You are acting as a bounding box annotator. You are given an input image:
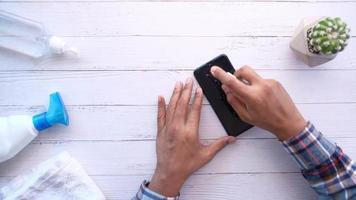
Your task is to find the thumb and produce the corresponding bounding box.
[207,136,236,159]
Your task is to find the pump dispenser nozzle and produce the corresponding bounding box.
[32,92,69,132]
[49,36,79,57]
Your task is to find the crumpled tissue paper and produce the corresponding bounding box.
[0,152,106,200]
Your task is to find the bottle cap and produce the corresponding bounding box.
[32,92,69,132]
[49,36,79,57]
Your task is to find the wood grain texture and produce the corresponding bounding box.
[0,140,296,176]
[0,1,355,199]
[0,174,317,200]
[0,138,355,177]
[4,0,355,2]
[0,103,355,141]
[0,37,355,71]
[1,70,356,106]
[0,2,355,37]
[94,173,317,200]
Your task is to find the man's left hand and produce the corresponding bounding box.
[149,78,236,197]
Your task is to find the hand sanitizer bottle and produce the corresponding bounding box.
[0,92,69,163]
[0,10,78,59]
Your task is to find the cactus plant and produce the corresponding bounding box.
[290,16,351,66]
[307,17,350,55]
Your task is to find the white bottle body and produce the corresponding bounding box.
[0,115,38,163]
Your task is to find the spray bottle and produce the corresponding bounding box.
[0,10,78,59]
[0,92,69,163]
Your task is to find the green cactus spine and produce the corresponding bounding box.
[307,17,350,55]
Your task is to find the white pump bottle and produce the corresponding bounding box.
[0,92,69,163]
[0,10,78,59]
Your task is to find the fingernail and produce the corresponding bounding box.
[210,66,218,76]
[185,77,193,85]
[227,137,236,144]
[174,81,182,89]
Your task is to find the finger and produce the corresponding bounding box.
[221,83,247,105]
[236,65,262,84]
[157,96,166,133]
[206,136,236,159]
[166,81,183,122]
[210,66,250,100]
[187,87,203,129]
[221,84,250,121]
[221,84,231,95]
[225,93,250,122]
[175,77,193,120]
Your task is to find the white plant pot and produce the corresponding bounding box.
[290,17,337,67]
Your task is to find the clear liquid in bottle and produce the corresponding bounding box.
[0,10,78,59]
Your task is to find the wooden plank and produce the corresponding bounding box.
[0,2,351,200]
[0,70,356,106]
[0,174,317,200]
[0,2,355,37]
[0,37,355,70]
[27,0,356,1]
[93,174,317,200]
[0,103,355,140]
[0,138,354,176]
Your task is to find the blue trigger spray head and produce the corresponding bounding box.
[32,92,69,132]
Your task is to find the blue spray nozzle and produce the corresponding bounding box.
[32,92,69,132]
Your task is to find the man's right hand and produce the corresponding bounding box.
[211,66,307,141]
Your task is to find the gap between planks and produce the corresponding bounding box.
[0,172,303,178]
[1,1,356,3]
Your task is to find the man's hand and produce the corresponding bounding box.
[211,66,307,141]
[149,78,236,197]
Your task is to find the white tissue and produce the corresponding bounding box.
[0,152,106,200]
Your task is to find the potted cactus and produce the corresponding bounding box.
[290,17,350,66]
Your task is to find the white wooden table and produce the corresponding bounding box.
[0,1,355,199]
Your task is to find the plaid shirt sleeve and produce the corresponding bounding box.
[132,180,179,200]
[282,121,356,199]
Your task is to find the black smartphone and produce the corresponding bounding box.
[194,54,253,137]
